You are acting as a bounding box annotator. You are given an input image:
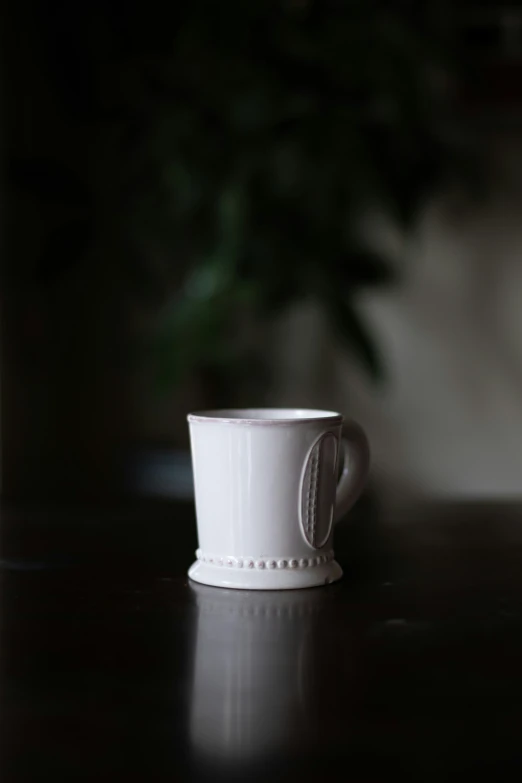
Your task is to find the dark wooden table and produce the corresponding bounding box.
[2,499,522,782]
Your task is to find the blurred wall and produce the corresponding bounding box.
[270,134,522,498]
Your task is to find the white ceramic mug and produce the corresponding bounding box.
[187,408,370,590]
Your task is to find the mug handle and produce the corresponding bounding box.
[334,420,370,523]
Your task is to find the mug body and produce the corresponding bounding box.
[187,408,344,590]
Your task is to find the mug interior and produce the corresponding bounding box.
[188,408,342,424]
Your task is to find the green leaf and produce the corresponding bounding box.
[331,248,395,290]
[327,297,384,382]
[217,183,247,261]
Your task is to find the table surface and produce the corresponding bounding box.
[2,498,522,782]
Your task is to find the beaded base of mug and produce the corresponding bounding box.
[195,549,334,570]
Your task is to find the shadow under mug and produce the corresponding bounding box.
[187,408,370,590]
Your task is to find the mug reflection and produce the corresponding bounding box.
[189,583,336,768]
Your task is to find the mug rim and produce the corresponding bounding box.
[187,408,343,425]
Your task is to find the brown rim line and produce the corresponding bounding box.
[187,409,343,426]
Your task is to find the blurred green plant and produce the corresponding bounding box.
[10,0,465,400]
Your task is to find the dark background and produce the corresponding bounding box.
[4,7,522,781]
[4,0,522,504]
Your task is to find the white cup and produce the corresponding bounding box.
[187,408,370,590]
